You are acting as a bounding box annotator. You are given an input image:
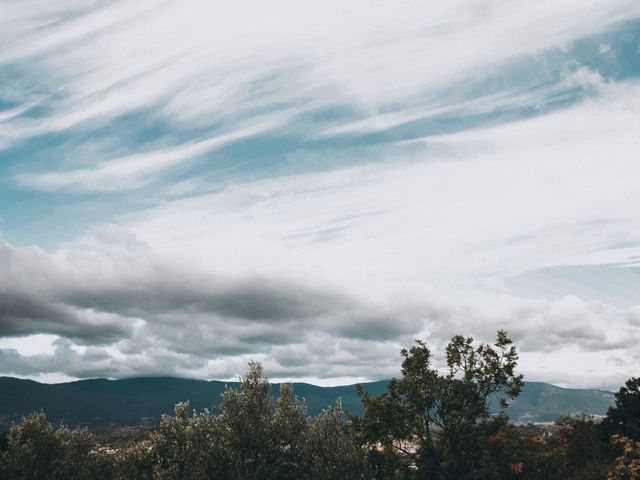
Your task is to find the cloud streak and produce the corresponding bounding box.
[3,1,640,160]
[14,117,287,192]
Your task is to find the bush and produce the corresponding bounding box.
[0,411,111,480]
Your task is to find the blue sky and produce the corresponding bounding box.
[1,0,640,387]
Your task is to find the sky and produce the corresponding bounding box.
[1,0,640,389]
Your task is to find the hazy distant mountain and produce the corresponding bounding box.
[0,377,615,429]
[499,382,615,423]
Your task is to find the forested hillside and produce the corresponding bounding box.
[0,376,614,429]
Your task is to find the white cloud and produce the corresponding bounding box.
[563,66,606,91]
[2,0,640,143]
[3,82,640,385]
[3,1,640,387]
[113,82,640,293]
[14,116,287,192]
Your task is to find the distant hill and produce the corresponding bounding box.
[499,381,615,423]
[0,376,614,429]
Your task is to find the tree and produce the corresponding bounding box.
[555,415,610,480]
[604,378,640,441]
[0,411,110,480]
[220,361,310,480]
[272,383,308,479]
[462,415,568,480]
[113,438,154,480]
[303,400,367,480]
[356,330,523,479]
[143,402,232,480]
[220,361,277,479]
[608,435,640,480]
[110,360,366,480]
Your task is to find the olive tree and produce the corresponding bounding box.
[303,400,367,480]
[0,411,110,480]
[220,361,310,480]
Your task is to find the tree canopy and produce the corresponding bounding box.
[603,377,640,441]
[355,330,523,479]
[1,332,638,480]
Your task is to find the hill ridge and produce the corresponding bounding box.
[0,377,615,428]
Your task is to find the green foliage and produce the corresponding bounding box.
[220,361,281,479]
[113,438,154,480]
[217,361,367,480]
[556,415,611,479]
[356,330,524,479]
[3,349,638,480]
[141,402,231,480]
[454,414,612,480]
[304,400,367,480]
[272,383,309,479]
[465,415,564,480]
[608,435,640,480]
[604,377,640,441]
[0,411,110,480]
[108,361,365,480]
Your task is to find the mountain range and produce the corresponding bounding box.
[0,376,616,429]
